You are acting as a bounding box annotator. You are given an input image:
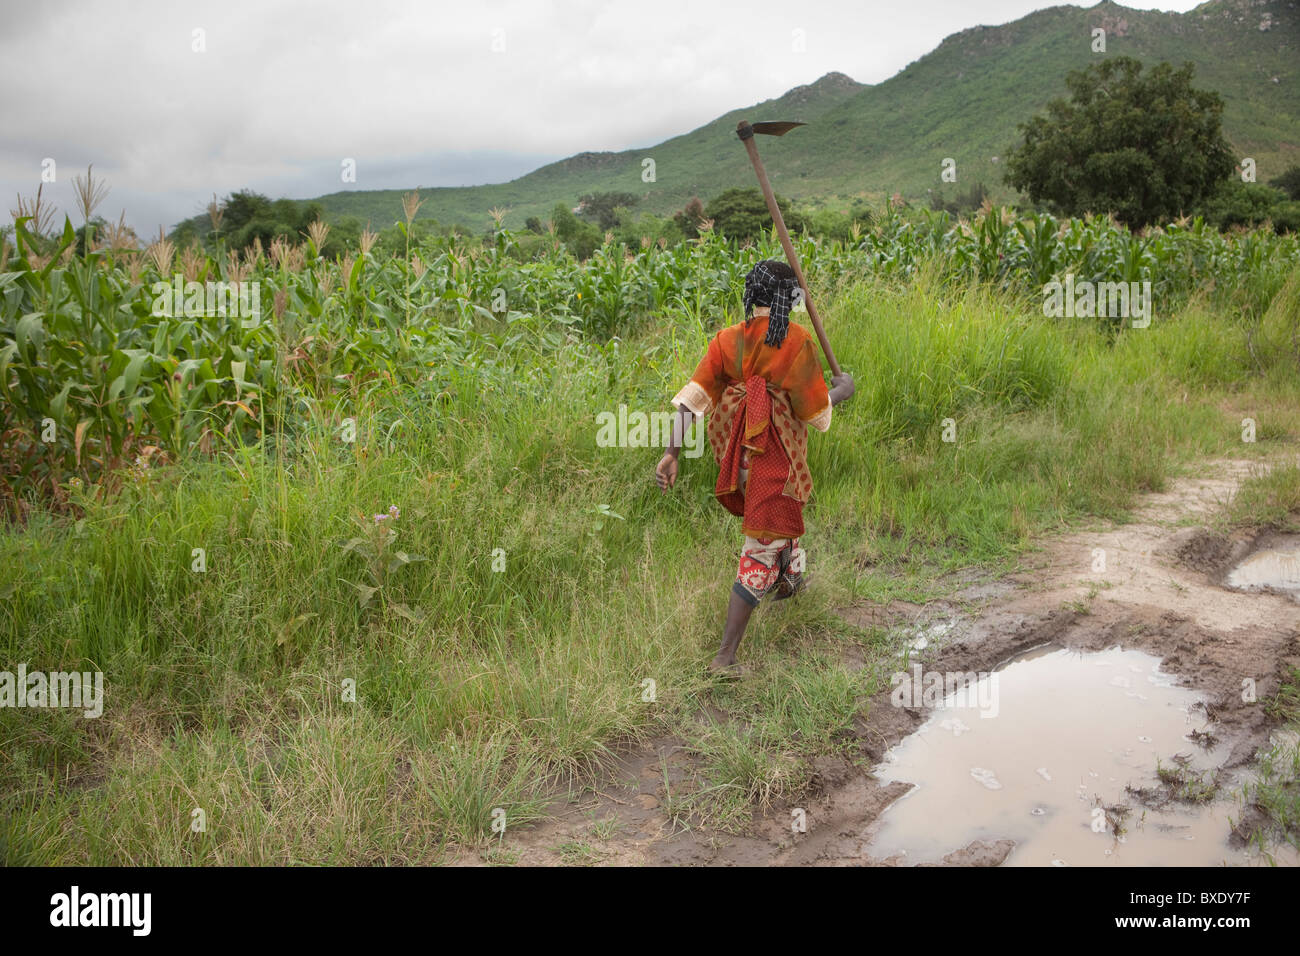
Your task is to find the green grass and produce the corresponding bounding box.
[1239,668,1300,858]
[667,633,878,834]
[1,262,1297,863]
[554,840,607,866]
[1155,760,1221,805]
[1229,463,1300,533]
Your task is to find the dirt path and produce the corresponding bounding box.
[471,457,1300,866]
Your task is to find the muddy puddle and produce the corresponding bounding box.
[1227,539,1300,600]
[866,644,1294,866]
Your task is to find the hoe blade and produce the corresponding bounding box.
[751,121,806,136]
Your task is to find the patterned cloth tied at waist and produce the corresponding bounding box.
[709,374,813,540]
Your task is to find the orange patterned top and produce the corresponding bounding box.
[672,314,832,523]
[675,314,832,430]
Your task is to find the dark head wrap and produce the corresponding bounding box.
[743,259,799,348]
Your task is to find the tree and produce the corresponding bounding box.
[74,216,110,255]
[703,188,802,242]
[550,202,578,237]
[550,202,601,259]
[613,212,681,250]
[230,197,321,252]
[1271,165,1300,202]
[221,190,273,234]
[1197,180,1300,234]
[327,215,362,258]
[1004,57,1234,228]
[929,182,990,218]
[802,207,873,241]
[577,191,639,230]
[673,197,706,238]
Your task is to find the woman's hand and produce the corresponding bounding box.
[655,453,679,493]
[830,372,856,406]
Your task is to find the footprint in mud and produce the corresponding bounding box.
[941,718,971,736]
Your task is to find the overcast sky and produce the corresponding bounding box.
[1,0,1207,237]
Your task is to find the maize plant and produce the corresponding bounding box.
[2,200,1296,515]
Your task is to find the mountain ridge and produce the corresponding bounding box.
[233,1,1300,232]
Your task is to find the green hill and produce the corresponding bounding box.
[302,0,1300,232]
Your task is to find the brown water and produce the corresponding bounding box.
[867,645,1295,866]
[1227,546,1300,600]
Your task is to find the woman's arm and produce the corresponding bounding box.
[655,403,696,492]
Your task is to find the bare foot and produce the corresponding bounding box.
[771,571,811,601]
[707,660,748,679]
